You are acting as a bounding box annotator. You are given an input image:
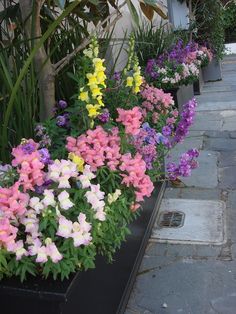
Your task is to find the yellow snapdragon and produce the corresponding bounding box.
[68,153,84,172]
[79,37,107,123]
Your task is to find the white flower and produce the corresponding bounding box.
[42,189,56,207]
[58,191,74,210]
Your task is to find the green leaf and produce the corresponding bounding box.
[126,0,139,26]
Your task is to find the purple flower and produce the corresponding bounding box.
[38,148,51,165]
[162,126,172,137]
[167,148,199,180]
[35,124,46,137]
[98,109,110,123]
[58,100,68,109]
[56,113,70,128]
[35,180,53,194]
[40,134,51,147]
[113,72,121,81]
[22,142,37,154]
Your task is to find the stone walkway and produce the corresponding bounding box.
[125,55,236,314]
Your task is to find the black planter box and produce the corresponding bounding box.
[163,88,179,110]
[0,182,166,314]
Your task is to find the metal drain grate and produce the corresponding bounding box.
[158,211,185,228]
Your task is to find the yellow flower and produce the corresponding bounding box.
[86,104,100,118]
[86,73,98,86]
[68,153,84,172]
[133,86,140,94]
[91,87,102,99]
[93,58,105,71]
[96,71,106,85]
[126,76,134,87]
[79,91,89,102]
[97,96,104,107]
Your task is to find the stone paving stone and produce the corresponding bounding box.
[204,138,236,151]
[229,131,236,138]
[165,244,197,257]
[163,187,221,200]
[196,101,236,112]
[127,259,236,314]
[204,130,230,138]
[138,256,178,273]
[145,242,168,257]
[196,245,222,257]
[190,118,223,131]
[219,151,236,167]
[219,166,236,189]
[187,130,205,137]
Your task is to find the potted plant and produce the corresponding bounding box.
[194,0,225,82]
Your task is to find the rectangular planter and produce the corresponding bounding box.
[202,57,222,82]
[193,68,204,95]
[0,182,166,314]
[177,84,194,112]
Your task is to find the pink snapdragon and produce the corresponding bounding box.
[141,84,174,109]
[66,126,121,171]
[0,182,29,218]
[0,217,17,248]
[116,107,142,135]
[119,153,154,202]
[11,140,45,191]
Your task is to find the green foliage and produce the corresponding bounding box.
[223,2,236,43]
[133,21,175,68]
[194,0,225,60]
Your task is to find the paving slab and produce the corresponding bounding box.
[164,187,221,200]
[204,138,236,151]
[152,199,225,244]
[127,260,236,314]
[219,166,236,189]
[219,151,236,167]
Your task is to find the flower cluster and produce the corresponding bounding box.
[120,153,154,204]
[66,126,121,171]
[173,98,197,144]
[167,149,199,180]
[116,107,143,136]
[145,40,212,89]
[79,38,106,121]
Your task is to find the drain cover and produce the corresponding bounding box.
[158,211,185,228]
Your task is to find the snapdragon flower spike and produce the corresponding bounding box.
[11,140,45,191]
[85,184,106,221]
[173,98,197,145]
[167,149,199,180]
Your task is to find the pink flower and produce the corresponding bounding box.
[58,191,74,210]
[119,153,154,203]
[116,107,142,135]
[0,182,29,218]
[0,217,17,247]
[11,140,45,191]
[46,240,63,263]
[66,127,121,171]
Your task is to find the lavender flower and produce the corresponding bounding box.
[38,148,51,165]
[98,109,110,123]
[35,124,46,137]
[167,148,199,180]
[113,72,121,81]
[56,113,70,128]
[21,142,37,154]
[58,100,68,109]
[35,180,53,194]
